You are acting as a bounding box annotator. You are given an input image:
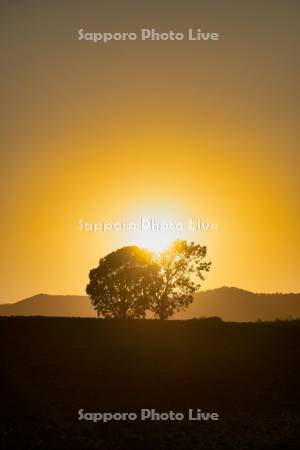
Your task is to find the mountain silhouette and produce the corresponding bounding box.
[0,287,299,321]
[0,294,95,317]
[180,287,300,321]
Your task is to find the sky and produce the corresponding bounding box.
[1,0,299,302]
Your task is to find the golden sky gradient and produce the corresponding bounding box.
[1,1,299,302]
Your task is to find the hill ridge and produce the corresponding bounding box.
[0,287,300,321]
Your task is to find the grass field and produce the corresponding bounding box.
[1,317,300,449]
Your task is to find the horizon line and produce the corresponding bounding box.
[2,286,300,306]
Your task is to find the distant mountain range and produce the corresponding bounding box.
[1,287,300,321]
[186,287,300,321]
[0,294,95,318]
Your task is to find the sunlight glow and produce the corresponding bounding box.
[128,207,187,253]
[133,230,175,253]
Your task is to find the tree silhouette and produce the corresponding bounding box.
[86,241,211,320]
[86,246,158,318]
[150,240,211,320]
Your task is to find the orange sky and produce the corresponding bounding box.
[1,1,299,302]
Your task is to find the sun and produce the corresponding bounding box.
[119,202,190,253]
[128,209,187,253]
[132,229,175,253]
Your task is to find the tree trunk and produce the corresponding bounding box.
[159,296,167,320]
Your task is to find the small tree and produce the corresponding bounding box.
[86,246,158,319]
[150,240,211,320]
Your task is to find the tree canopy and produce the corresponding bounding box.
[86,240,211,319]
[86,246,158,319]
[150,240,211,320]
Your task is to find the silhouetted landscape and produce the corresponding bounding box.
[1,287,300,321]
[2,249,298,448]
[1,316,300,449]
[2,0,299,447]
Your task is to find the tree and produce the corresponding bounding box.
[86,246,159,319]
[150,240,211,320]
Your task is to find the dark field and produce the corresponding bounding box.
[1,317,300,449]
